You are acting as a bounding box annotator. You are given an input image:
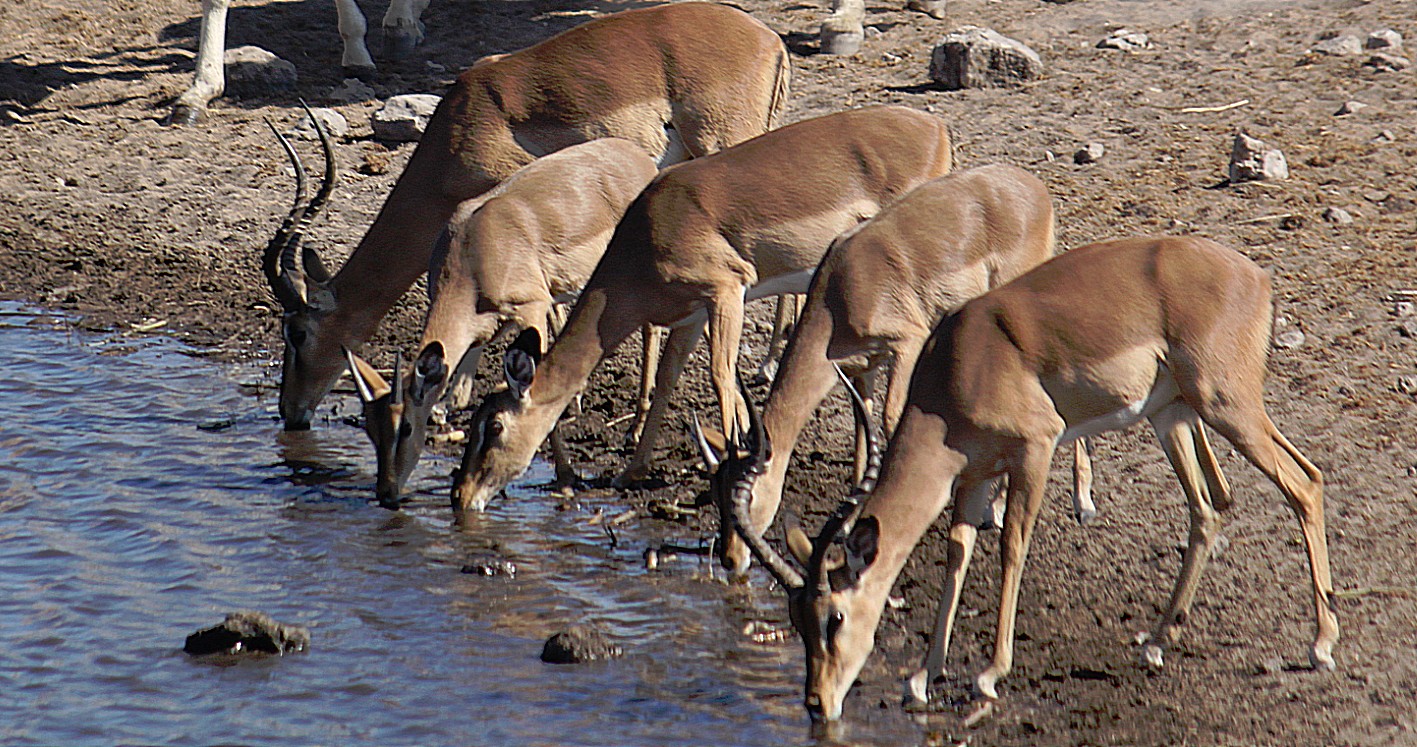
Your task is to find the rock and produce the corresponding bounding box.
[1396,301,1415,317]
[1274,329,1306,349]
[1322,207,1354,225]
[1395,375,1417,395]
[290,107,349,141]
[905,0,947,20]
[222,46,296,98]
[541,623,622,664]
[1366,29,1403,50]
[328,77,378,104]
[1334,100,1368,116]
[184,611,309,656]
[1399,319,1417,339]
[460,554,516,576]
[1313,34,1363,57]
[1074,142,1106,164]
[930,26,1044,89]
[1098,29,1151,51]
[1229,132,1288,183]
[1364,52,1411,72]
[372,94,442,142]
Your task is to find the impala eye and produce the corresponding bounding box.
[285,326,307,348]
[826,610,845,641]
[485,419,504,441]
[398,421,413,440]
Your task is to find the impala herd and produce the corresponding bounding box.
[231,0,1336,729]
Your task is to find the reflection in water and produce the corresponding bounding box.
[0,303,924,746]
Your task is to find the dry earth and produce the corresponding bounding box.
[2,0,1416,745]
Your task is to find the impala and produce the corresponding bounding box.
[698,163,1101,574]
[341,138,660,508]
[259,2,790,431]
[451,105,955,517]
[172,0,434,125]
[734,236,1337,723]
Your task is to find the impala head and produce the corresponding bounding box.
[265,104,342,430]
[730,369,884,723]
[345,349,421,508]
[451,328,545,518]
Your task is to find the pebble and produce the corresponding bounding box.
[1365,52,1411,72]
[1334,100,1368,116]
[541,624,623,663]
[1229,132,1288,183]
[1313,34,1363,56]
[1398,319,1417,338]
[1322,207,1355,225]
[328,77,378,103]
[1395,375,1417,395]
[372,94,443,142]
[1074,142,1106,164]
[1097,28,1151,51]
[1395,301,1415,317]
[1274,329,1306,349]
[290,107,349,141]
[1366,29,1403,50]
[460,555,516,576]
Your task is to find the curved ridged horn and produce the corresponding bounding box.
[295,99,335,284]
[807,366,881,595]
[728,379,804,590]
[391,354,405,406]
[263,118,310,310]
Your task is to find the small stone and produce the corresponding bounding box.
[1395,301,1415,317]
[930,26,1044,89]
[1399,319,1417,339]
[1395,375,1417,395]
[328,77,378,104]
[1364,52,1411,72]
[184,611,309,656]
[864,26,883,39]
[541,624,623,664]
[1313,34,1363,57]
[1335,100,1368,116]
[460,554,516,576]
[1098,29,1151,51]
[1274,329,1306,349]
[1372,130,1396,143]
[222,46,297,98]
[1229,132,1288,183]
[880,51,902,63]
[1074,142,1106,164]
[1322,207,1354,225]
[906,0,947,19]
[371,94,443,142]
[290,107,349,141]
[1366,29,1403,50]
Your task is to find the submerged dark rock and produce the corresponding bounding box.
[184,611,310,656]
[541,624,622,664]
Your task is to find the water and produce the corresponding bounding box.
[0,303,922,747]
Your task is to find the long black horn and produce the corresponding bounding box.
[836,364,880,494]
[392,354,405,406]
[263,119,311,310]
[296,100,335,283]
[728,378,803,590]
[805,366,880,595]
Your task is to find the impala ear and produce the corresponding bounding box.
[843,516,880,580]
[690,414,728,471]
[786,525,814,568]
[344,347,390,404]
[412,342,449,405]
[504,328,541,399]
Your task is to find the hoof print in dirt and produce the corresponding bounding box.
[541,624,622,664]
[929,26,1043,89]
[222,46,297,98]
[460,554,517,577]
[184,611,310,656]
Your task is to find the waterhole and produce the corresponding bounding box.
[0,303,923,746]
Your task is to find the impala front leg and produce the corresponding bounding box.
[333,0,376,79]
[977,440,1054,701]
[382,0,431,59]
[617,318,705,485]
[170,0,229,125]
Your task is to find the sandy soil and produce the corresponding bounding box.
[3,0,1416,744]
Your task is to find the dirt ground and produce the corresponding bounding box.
[3,0,1416,744]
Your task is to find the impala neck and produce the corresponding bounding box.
[853,406,964,596]
[527,286,642,413]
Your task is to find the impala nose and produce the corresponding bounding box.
[805,694,826,721]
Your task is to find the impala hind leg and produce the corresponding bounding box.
[976,440,1055,701]
[752,294,800,385]
[1141,403,1227,668]
[381,0,431,59]
[625,324,663,445]
[333,0,376,79]
[1072,438,1098,525]
[616,318,706,485]
[907,473,992,704]
[1201,400,1337,670]
[848,366,878,485]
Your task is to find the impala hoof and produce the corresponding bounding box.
[1075,506,1098,525]
[906,668,931,705]
[974,670,1002,701]
[341,64,377,83]
[1310,646,1336,672]
[166,104,203,127]
[382,22,426,59]
[1142,643,1166,669]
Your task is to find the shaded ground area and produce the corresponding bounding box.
[2,0,1415,744]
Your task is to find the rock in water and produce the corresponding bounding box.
[541,624,622,664]
[184,611,310,656]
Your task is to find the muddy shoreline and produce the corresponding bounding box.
[3,0,1416,743]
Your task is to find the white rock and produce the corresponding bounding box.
[930,26,1044,89]
[1322,207,1354,225]
[1229,132,1288,183]
[290,107,348,140]
[1366,29,1403,50]
[1365,52,1411,72]
[1074,142,1106,164]
[1335,100,1368,116]
[1098,29,1151,51]
[1274,329,1306,349]
[371,94,443,142]
[1313,34,1363,56]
